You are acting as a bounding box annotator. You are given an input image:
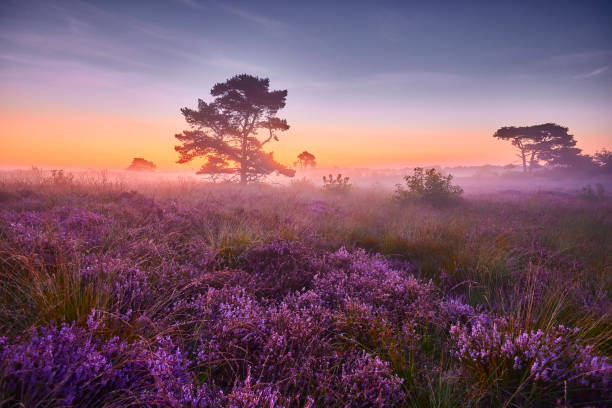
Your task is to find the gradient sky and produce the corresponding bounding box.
[1,0,611,169]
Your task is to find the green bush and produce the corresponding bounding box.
[394,167,463,205]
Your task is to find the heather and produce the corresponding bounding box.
[0,176,610,407]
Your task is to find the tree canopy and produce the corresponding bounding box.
[175,74,295,183]
[594,148,612,172]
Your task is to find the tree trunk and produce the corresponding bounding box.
[239,147,247,184]
[528,151,536,173]
[240,139,249,184]
[239,113,253,184]
[520,150,527,173]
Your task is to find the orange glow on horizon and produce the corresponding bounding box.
[0,109,184,170]
[1,108,608,170]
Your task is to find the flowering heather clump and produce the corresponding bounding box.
[190,286,269,381]
[54,206,108,247]
[173,278,405,406]
[315,247,437,325]
[222,368,287,408]
[0,210,74,268]
[337,351,405,407]
[0,323,216,407]
[0,324,119,407]
[239,239,323,298]
[450,315,612,402]
[439,298,478,324]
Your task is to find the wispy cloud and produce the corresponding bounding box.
[575,65,609,79]
[367,71,462,85]
[532,49,612,80]
[300,71,463,90]
[370,8,419,43]
[0,1,218,77]
[132,22,179,42]
[204,56,268,73]
[177,0,288,36]
[217,3,288,35]
[545,50,612,66]
[0,31,153,72]
[175,0,207,10]
[63,15,92,35]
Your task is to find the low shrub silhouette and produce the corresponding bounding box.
[47,169,74,186]
[394,167,463,205]
[322,173,352,193]
[578,184,604,202]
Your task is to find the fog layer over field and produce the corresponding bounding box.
[2,166,611,196]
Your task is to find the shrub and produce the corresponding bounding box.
[322,173,352,193]
[578,184,605,202]
[48,169,74,186]
[394,167,463,205]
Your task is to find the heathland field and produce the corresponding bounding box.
[0,173,610,407]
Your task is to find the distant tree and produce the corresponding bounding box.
[127,158,156,171]
[294,151,316,168]
[174,74,295,183]
[493,123,588,172]
[594,148,612,172]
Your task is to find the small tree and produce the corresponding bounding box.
[174,74,295,183]
[394,167,463,205]
[294,151,316,168]
[127,158,156,171]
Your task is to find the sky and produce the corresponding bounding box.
[1,0,611,170]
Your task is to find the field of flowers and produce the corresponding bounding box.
[0,173,610,407]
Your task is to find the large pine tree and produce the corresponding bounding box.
[175,74,295,183]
